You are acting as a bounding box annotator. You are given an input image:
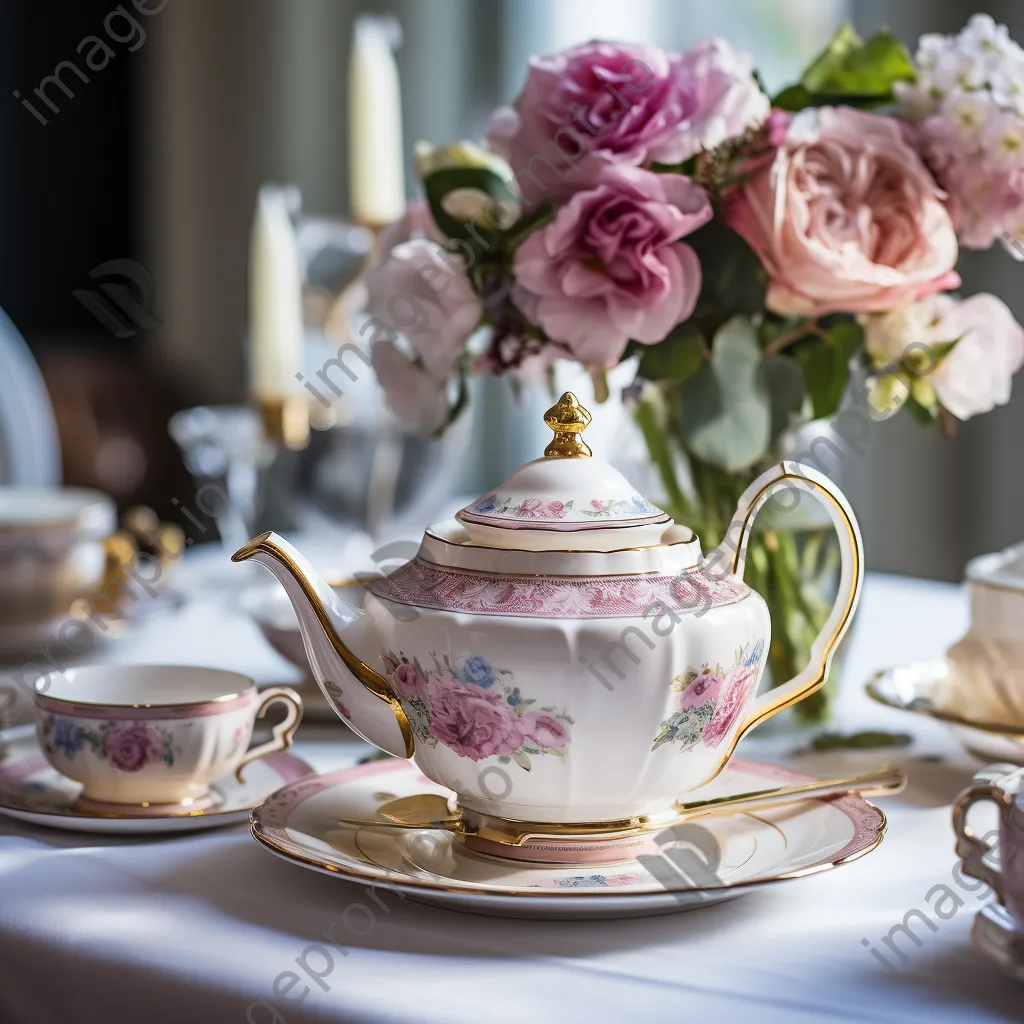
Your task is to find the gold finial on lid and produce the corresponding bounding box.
[544,392,592,458]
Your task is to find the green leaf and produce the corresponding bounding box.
[793,318,862,419]
[761,354,806,440]
[686,221,767,338]
[680,316,770,472]
[502,200,554,251]
[802,26,915,98]
[773,24,916,109]
[810,730,912,752]
[904,393,938,427]
[637,323,705,383]
[512,750,532,772]
[772,84,815,113]
[422,166,517,244]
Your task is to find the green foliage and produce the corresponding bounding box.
[793,318,862,419]
[762,354,806,441]
[637,323,705,383]
[810,730,912,751]
[680,317,771,472]
[686,221,767,338]
[773,24,916,111]
[422,166,518,248]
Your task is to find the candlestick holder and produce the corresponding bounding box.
[256,394,311,452]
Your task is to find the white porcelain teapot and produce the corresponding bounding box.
[234,393,863,832]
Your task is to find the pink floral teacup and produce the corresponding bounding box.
[32,665,302,811]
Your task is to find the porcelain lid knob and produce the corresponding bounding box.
[543,392,592,459]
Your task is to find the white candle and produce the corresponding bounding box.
[349,15,406,227]
[249,186,304,401]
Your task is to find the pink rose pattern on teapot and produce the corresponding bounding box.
[384,650,574,771]
[650,640,764,752]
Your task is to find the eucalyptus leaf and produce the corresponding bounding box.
[810,730,912,752]
[680,317,770,472]
[637,323,705,383]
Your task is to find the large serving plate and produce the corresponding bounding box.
[250,756,886,920]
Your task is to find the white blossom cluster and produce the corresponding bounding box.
[898,14,1024,255]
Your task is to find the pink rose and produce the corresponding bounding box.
[725,107,961,317]
[488,40,767,207]
[514,163,710,367]
[521,712,570,749]
[391,662,427,700]
[103,722,159,772]
[364,238,482,379]
[679,668,723,711]
[428,683,525,760]
[702,665,759,748]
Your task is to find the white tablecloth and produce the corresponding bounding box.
[0,560,1020,1024]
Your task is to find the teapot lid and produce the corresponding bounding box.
[456,392,671,552]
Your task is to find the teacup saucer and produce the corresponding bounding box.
[972,903,1024,982]
[0,725,314,834]
[250,757,887,920]
[867,661,1024,764]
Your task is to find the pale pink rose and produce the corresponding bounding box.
[678,668,723,712]
[103,722,159,772]
[428,683,525,760]
[488,39,767,207]
[521,712,570,749]
[370,340,448,434]
[702,664,759,748]
[364,238,482,379]
[513,164,710,367]
[725,107,961,317]
[375,201,442,263]
[391,662,427,700]
[929,293,1024,419]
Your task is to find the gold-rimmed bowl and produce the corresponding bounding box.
[866,660,1024,764]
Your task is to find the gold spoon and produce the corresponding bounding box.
[334,765,906,845]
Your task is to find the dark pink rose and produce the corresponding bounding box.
[725,106,960,317]
[514,163,710,367]
[103,722,159,772]
[679,668,723,711]
[428,684,525,760]
[702,665,759,748]
[487,39,767,207]
[521,712,570,749]
[391,662,427,700]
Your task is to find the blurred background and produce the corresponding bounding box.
[0,0,1018,580]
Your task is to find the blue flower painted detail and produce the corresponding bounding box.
[456,655,496,688]
[744,638,765,667]
[53,719,85,757]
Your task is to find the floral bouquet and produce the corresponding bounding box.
[363,15,1024,722]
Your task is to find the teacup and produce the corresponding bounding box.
[32,665,303,810]
[0,487,116,651]
[954,764,1024,921]
[943,543,1024,724]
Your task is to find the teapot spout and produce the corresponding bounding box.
[232,532,413,757]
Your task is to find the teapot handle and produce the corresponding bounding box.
[707,461,864,737]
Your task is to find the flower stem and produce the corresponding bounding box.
[762,319,824,357]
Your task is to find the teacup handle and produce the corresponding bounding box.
[234,687,304,783]
[706,460,864,738]
[952,766,1022,903]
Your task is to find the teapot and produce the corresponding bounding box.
[234,393,863,835]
